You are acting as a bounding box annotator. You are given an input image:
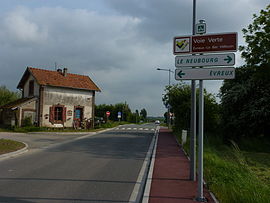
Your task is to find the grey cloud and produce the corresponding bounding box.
[105,0,192,42]
[0,1,269,116]
[0,6,144,74]
[105,0,269,41]
[0,5,170,115]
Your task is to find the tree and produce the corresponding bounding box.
[95,102,132,122]
[140,108,147,122]
[163,84,190,131]
[135,109,139,123]
[162,83,220,133]
[127,112,137,123]
[239,4,270,67]
[220,4,270,140]
[0,86,21,106]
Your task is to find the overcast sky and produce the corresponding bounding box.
[0,0,269,116]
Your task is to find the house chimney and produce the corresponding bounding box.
[63,68,68,77]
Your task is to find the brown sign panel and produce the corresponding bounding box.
[192,33,237,53]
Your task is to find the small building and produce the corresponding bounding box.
[0,67,100,128]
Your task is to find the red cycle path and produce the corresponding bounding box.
[148,128,215,203]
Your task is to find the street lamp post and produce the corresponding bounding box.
[157,68,174,128]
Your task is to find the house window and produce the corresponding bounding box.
[54,107,63,121]
[49,105,66,124]
[29,80,34,96]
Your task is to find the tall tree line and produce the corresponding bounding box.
[220,4,270,141]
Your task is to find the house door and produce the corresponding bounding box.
[74,107,83,127]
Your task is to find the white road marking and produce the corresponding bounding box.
[114,126,156,131]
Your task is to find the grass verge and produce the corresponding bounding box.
[204,146,270,202]
[0,121,131,133]
[0,139,25,155]
[175,131,270,203]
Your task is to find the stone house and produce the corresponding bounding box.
[0,67,100,128]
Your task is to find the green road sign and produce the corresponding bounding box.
[196,23,206,34]
[175,53,235,67]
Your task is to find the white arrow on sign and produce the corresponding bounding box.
[175,53,235,67]
[175,67,235,80]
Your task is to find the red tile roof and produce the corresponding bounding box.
[17,67,100,91]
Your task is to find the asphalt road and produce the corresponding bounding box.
[0,123,156,203]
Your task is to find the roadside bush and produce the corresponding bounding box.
[22,117,33,127]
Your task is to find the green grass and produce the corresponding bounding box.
[204,147,270,203]
[0,139,25,155]
[0,121,131,133]
[0,127,13,132]
[178,132,270,203]
[244,152,270,186]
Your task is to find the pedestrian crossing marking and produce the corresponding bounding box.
[114,127,155,131]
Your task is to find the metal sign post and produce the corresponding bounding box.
[118,112,121,122]
[197,20,206,202]
[190,0,197,182]
[197,78,205,202]
[106,111,110,123]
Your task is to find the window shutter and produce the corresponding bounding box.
[63,107,67,122]
[49,106,54,123]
